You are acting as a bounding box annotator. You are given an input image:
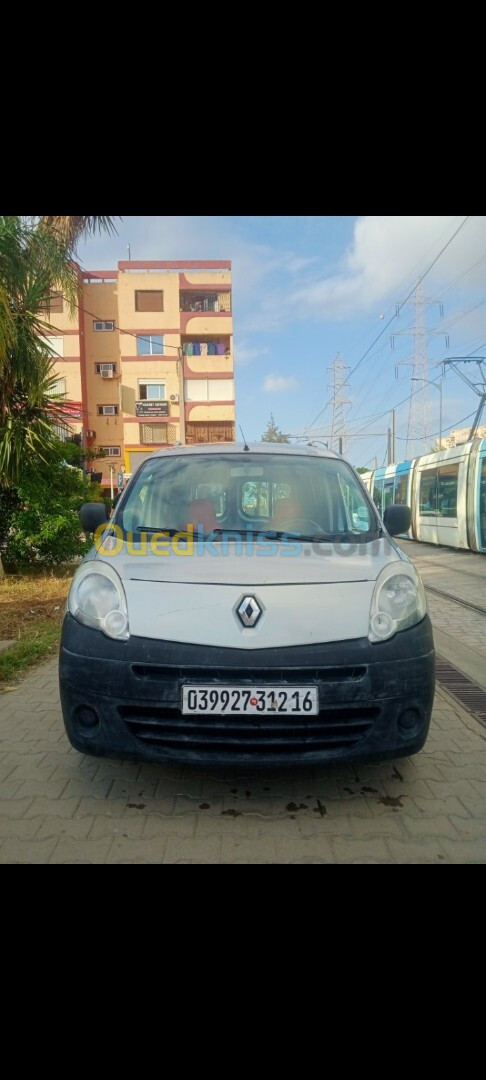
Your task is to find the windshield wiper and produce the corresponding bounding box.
[209,528,332,543]
[135,526,180,535]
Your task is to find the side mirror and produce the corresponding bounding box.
[80,502,109,533]
[383,504,411,536]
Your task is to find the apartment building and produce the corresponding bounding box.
[45,260,235,488]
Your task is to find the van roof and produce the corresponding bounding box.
[150,442,341,460]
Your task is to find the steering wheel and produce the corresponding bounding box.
[276,518,323,533]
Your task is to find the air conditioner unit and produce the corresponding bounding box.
[101,367,114,379]
[170,393,180,402]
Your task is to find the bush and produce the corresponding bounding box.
[3,451,104,568]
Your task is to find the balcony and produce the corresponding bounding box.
[179,291,231,314]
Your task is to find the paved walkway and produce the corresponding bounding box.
[1,655,486,863]
[396,539,486,690]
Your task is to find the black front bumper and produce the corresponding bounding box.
[59,614,435,766]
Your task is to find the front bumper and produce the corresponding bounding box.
[59,614,435,766]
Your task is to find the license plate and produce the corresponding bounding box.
[182,686,319,715]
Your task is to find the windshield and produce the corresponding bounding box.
[115,453,380,542]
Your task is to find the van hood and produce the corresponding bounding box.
[90,538,403,649]
[96,537,399,586]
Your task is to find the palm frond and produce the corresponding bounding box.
[40,216,120,251]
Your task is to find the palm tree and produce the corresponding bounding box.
[40,216,119,252]
[0,215,119,484]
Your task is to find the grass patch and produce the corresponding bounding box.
[0,568,74,684]
[0,618,64,683]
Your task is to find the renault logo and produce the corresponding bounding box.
[236,596,263,628]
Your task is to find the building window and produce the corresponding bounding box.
[138,380,166,401]
[93,320,115,331]
[40,291,64,314]
[185,421,234,444]
[41,336,64,358]
[136,334,164,355]
[50,377,66,395]
[135,290,164,312]
[139,423,170,444]
[49,292,64,313]
[185,379,234,402]
[97,405,119,415]
[95,363,117,374]
[39,291,64,314]
[100,446,121,457]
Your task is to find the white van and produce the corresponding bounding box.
[59,443,435,765]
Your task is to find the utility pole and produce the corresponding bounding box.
[177,346,186,445]
[393,281,449,457]
[328,353,351,456]
[412,376,443,450]
[442,357,486,441]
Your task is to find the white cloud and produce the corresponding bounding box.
[74,216,486,337]
[263,374,298,392]
[74,217,317,327]
[290,216,486,321]
[234,341,270,367]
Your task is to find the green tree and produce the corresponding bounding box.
[0,216,119,485]
[40,216,118,252]
[261,413,290,443]
[3,440,105,569]
[356,466,369,475]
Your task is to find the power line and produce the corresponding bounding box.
[50,298,185,354]
[395,410,475,441]
[303,216,471,435]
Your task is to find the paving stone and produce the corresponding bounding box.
[49,837,113,863]
[0,837,58,863]
[107,836,166,863]
[35,816,95,841]
[1,549,486,864]
[163,835,223,863]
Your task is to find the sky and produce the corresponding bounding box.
[75,216,486,468]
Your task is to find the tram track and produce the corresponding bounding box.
[424,583,486,617]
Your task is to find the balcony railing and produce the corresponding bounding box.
[179,291,231,313]
[182,342,230,356]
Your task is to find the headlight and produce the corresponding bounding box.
[369,563,426,643]
[68,561,129,640]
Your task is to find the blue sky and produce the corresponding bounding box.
[75,216,486,467]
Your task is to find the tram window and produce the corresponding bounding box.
[394,474,408,505]
[419,469,438,515]
[383,479,394,510]
[480,460,486,548]
[372,478,383,512]
[437,464,459,518]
